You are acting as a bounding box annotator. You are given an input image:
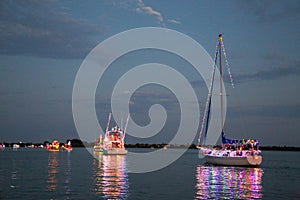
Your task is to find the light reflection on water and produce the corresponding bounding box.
[93,153,129,199]
[195,165,263,200]
[64,152,72,195]
[45,151,72,198]
[46,152,59,192]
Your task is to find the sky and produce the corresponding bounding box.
[0,0,299,146]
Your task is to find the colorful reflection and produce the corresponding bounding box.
[195,165,263,199]
[46,152,59,192]
[45,152,72,197]
[64,152,72,196]
[93,153,129,199]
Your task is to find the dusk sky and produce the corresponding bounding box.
[0,0,299,146]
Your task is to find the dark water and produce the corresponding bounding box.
[0,148,299,200]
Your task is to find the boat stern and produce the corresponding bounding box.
[247,155,262,166]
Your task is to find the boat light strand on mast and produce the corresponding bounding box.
[198,44,219,145]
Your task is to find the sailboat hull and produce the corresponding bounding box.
[103,149,127,155]
[204,155,262,166]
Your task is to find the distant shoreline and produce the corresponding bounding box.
[124,144,300,151]
[259,146,300,151]
[1,140,300,151]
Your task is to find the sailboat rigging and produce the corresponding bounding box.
[198,34,262,166]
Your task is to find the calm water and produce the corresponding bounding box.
[0,148,299,200]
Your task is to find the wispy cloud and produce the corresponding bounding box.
[236,0,300,23]
[0,0,104,59]
[228,104,300,119]
[136,0,163,24]
[168,19,181,24]
[108,0,180,26]
[236,65,300,83]
[234,52,300,83]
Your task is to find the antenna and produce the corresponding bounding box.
[105,113,112,132]
[123,114,130,138]
[121,116,123,130]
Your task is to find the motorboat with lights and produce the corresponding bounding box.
[46,140,60,152]
[95,113,129,155]
[197,34,262,166]
[13,144,20,151]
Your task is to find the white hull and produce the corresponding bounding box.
[204,154,262,166]
[199,147,262,166]
[95,114,129,156]
[103,149,127,155]
[94,146,103,152]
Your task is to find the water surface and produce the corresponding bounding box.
[0,148,299,199]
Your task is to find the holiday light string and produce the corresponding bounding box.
[198,44,218,145]
[198,36,235,145]
[221,42,235,88]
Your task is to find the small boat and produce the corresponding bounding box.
[163,145,167,151]
[94,134,103,152]
[197,34,262,166]
[46,140,60,152]
[61,141,73,152]
[96,113,129,155]
[13,144,20,151]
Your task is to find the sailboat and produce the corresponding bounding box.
[62,140,73,152]
[197,34,262,166]
[94,113,128,155]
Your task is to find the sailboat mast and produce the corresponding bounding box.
[218,34,224,132]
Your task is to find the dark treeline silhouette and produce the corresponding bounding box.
[125,143,197,149]
[1,139,85,148]
[1,139,300,151]
[259,146,300,151]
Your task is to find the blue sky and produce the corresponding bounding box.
[0,0,299,145]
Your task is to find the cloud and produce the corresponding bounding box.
[0,0,104,59]
[234,53,300,83]
[109,0,180,26]
[136,0,163,23]
[130,88,179,106]
[236,0,300,23]
[236,65,300,83]
[167,19,181,24]
[189,80,206,91]
[229,104,300,119]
